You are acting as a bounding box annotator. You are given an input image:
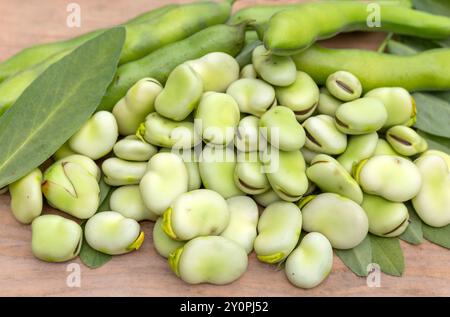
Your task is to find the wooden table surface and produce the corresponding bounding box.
[1,0,449,297]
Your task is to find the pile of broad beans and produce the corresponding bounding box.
[1,0,450,290]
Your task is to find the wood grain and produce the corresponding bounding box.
[1,0,449,297]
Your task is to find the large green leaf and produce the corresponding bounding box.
[413,93,450,138]
[417,130,450,154]
[370,235,404,277]
[423,223,450,249]
[335,235,372,277]
[400,203,424,245]
[0,28,125,188]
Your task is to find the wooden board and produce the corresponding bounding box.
[1,0,450,297]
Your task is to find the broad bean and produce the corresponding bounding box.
[85,211,144,255]
[285,232,333,289]
[68,111,118,160]
[317,87,342,117]
[293,45,450,92]
[264,2,450,55]
[187,52,239,92]
[154,63,203,121]
[153,217,185,258]
[275,71,320,121]
[335,97,387,135]
[354,155,422,202]
[306,154,363,204]
[259,106,305,151]
[102,158,147,186]
[234,151,270,195]
[361,194,409,237]
[220,196,259,254]
[386,126,428,156]
[195,92,240,146]
[263,149,308,202]
[365,87,416,128]
[43,158,99,219]
[254,201,302,263]
[199,146,244,198]
[9,168,43,224]
[337,132,379,173]
[112,78,162,135]
[252,189,281,207]
[110,185,158,221]
[300,193,369,249]
[31,215,82,262]
[226,78,276,117]
[168,236,248,285]
[252,45,296,86]
[137,112,199,149]
[162,189,229,241]
[326,71,362,102]
[302,115,347,155]
[113,135,158,162]
[413,151,450,227]
[140,153,188,216]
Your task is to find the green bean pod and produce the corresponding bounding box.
[229,0,412,26]
[119,1,232,64]
[0,50,69,116]
[98,23,246,112]
[264,2,450,56]
[0,4,177,82]
[0,5,180,116]
[293,45,450,92]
